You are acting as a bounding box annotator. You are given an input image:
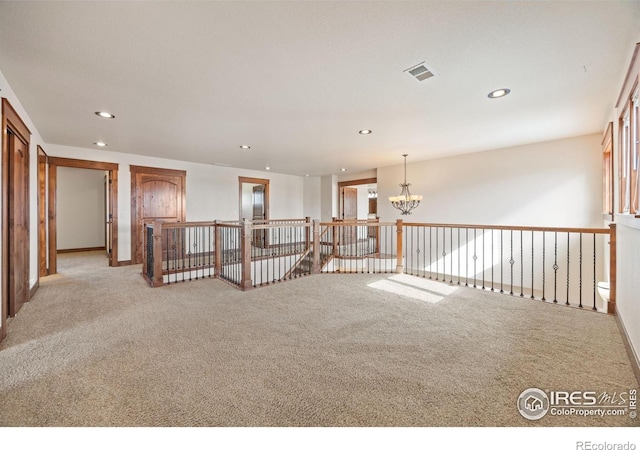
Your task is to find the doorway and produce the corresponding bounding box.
[337,177,377,245]
[2,99,31,340]
[47,157,119,274]
[239,177,269,247]
[130,166,186,265]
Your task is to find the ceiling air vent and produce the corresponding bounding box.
[405,62,434,82]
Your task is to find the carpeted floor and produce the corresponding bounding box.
[0,251,637,427]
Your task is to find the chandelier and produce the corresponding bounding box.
[389,154,422,215]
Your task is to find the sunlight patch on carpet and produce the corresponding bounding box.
[367,274,458,303]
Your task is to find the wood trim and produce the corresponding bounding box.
[337,177,377,188]
[602,122,614,219]
[57,246,106,254]
[115,260,132,266]
[130,165,186,177]
[48,164,57,274]
[2,98,31,340]
[110,169,119,267]
[238,176,270,222]
[1,98,31,139]
[614,305,640,385]
[615,42,640,109]
[48,158,119,272]
[38,146,48,277]
[48,156,118,171]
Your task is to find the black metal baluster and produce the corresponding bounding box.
[553,232,558,303]
[450,228,453,284]
[542,231,546,301]
[429,227,433,279]
[593,234,597,311]
[442,227,447,282]
[482,228,485,289]
[530,231,535,299]
[422,226,426,278]
[189,227,193,281]
[566,233,570,306]
[473,228,477,288]
[436,227,440,281]
[465,228,469,287]
[520,230,523,297]
[579,233,583,308]
[490,229,494,291]
[509,230,514,295]
[457,228,461,285]
[500,230,504,293]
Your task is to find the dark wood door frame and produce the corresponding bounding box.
[38,146,48,277]
[337,177,377,220]
[130,165,187,265]
[2,98,31,341]
[47,157,119,274]
[239,177,270,222]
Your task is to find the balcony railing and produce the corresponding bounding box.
[142,218,616,314]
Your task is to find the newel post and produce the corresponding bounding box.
[152,220,164,287]
[142,222,148,277]
[312,219,320,274]
[396,219,404,274]
[240,220,253,290]
[608,223,617,314]
[305,216,311,248]
[214,221,221,278]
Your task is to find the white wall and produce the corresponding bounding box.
[241,183,254,220]
[57,167,106,250]
[616,221,640,370]
[356,185,369,220]
[378,134,603,227]
[303,176,321,220]
[46,144,304,262]
[320,175,337,222]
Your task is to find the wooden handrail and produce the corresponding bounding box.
[251,222,312,230]
[402,222,610,234]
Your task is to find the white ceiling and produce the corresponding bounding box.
[0,1,639,176]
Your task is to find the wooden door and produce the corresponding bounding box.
[7,129,29,316]
[340,187,358,244]
[252,185,266,247]
[131,166,186,264]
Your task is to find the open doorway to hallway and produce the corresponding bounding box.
[56,167,109,256]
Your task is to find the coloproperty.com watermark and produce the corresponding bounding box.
[517,387,637,421]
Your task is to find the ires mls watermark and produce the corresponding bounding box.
[517,387,637,421]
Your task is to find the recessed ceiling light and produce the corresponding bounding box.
[487,88,511,99]
[265,166,271,171]
[94,141,107,147]
[95,111,115,119]
[239,145,251,149]
[305,174,309,177]
[359,129,372,135]
[340,168,347,172]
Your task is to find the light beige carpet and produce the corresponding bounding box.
[0,251,637,427]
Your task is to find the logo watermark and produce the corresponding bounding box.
[517,387,637,421]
